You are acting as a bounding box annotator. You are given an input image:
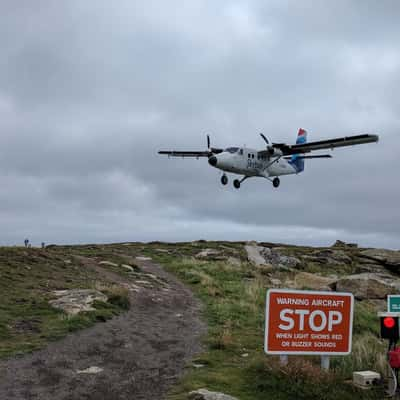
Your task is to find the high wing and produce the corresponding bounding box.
[158,150,210,158]
[283,154,332,160]
[274,134,379,155]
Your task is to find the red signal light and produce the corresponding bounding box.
[384,317,396,329]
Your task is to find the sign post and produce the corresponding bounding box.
[265,289,354,366]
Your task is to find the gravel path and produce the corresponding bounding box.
[0,259,205,400]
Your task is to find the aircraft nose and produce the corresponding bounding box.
[208,156,217,166]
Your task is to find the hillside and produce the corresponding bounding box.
[1,241,399,399]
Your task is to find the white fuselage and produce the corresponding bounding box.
[209,147,297,178]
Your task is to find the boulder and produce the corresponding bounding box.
[188,389,239,400]
[335,273,399,300]
[244,244,266,267]
[196,249,221,259]
[49,289,107,315]
[293,272,336,291]
[99,261,118,267]
[227,257,241,266]
[121,264,134,272]
[261,247,301,269]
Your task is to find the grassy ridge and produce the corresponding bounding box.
[148,246,386,400]
[0,246,129,358]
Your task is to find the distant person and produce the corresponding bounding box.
[41,242,45,249]
[24,239,29,248]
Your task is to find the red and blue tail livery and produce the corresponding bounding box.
[289,128,308,173]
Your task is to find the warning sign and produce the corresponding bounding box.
[265,289,354,355]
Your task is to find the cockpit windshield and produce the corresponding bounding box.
[225,147,239,154]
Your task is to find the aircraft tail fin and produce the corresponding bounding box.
[289,128,307,173]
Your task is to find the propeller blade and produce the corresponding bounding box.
[260,133,269,145]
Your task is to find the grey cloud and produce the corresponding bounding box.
[0,0,399,248]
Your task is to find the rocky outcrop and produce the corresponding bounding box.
[302,249,352,266]
[292,272,336,291]
[359,249,400,272]
[195,249,222,259]
[262,247,301,269]
[189,389,239,400]
[335,273,399,300]
[332,240,358,248]
[49,289,107,315]
[245,243,300,270]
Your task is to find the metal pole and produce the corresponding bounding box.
[321,355,330,371]
[280,355,288,366]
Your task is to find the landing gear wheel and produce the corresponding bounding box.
[233,179,241,189]
[273,177,280,188]
[221,175,228,185]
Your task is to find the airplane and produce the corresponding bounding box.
[158,129,379,189]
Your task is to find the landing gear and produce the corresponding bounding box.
[221,174,228,185]
[273,177,280,188]
[233,179,241,189]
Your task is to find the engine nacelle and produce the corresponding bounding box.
[267,146,283,157]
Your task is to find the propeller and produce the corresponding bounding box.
[260,133,276,155]
[260,133,269,145]
[206,134,223,155]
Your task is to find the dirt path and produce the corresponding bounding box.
[0,259,206,400]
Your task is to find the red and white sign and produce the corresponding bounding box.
[265,289,354,355]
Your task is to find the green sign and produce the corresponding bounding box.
[388,295,400,312]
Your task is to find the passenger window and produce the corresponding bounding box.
[239,149,243,155]
[252,154,254,159]
[248,154,251,158]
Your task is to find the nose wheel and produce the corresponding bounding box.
[273,177,280,188]
[221,174,228,185]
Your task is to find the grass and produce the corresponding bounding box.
[0,246,130,358]
[147,247,386,400]
[0,241,390,398]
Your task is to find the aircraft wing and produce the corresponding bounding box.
[277,134,379,155]
[158,150,210,157]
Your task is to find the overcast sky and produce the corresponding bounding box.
[1,1,399,248]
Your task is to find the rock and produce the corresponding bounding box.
[293,272,336,291]
[335,273,399,300]
[77,366,104,374]
[155,248,170,253]
[135,256,152,261]
[244,244,266,267]
[192,363,206,369]
[227,257,241,266]
[99,261,119,267]
[303,249,352,266]
[269,278,282,286]
[261,247,301,269]
[188,389,239,400]
[195,249,221,259]
[359,249,400,271]
[49,289,107,315]
[314,249,352,264]
[121,264,134,272]
[332,240,358,248]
